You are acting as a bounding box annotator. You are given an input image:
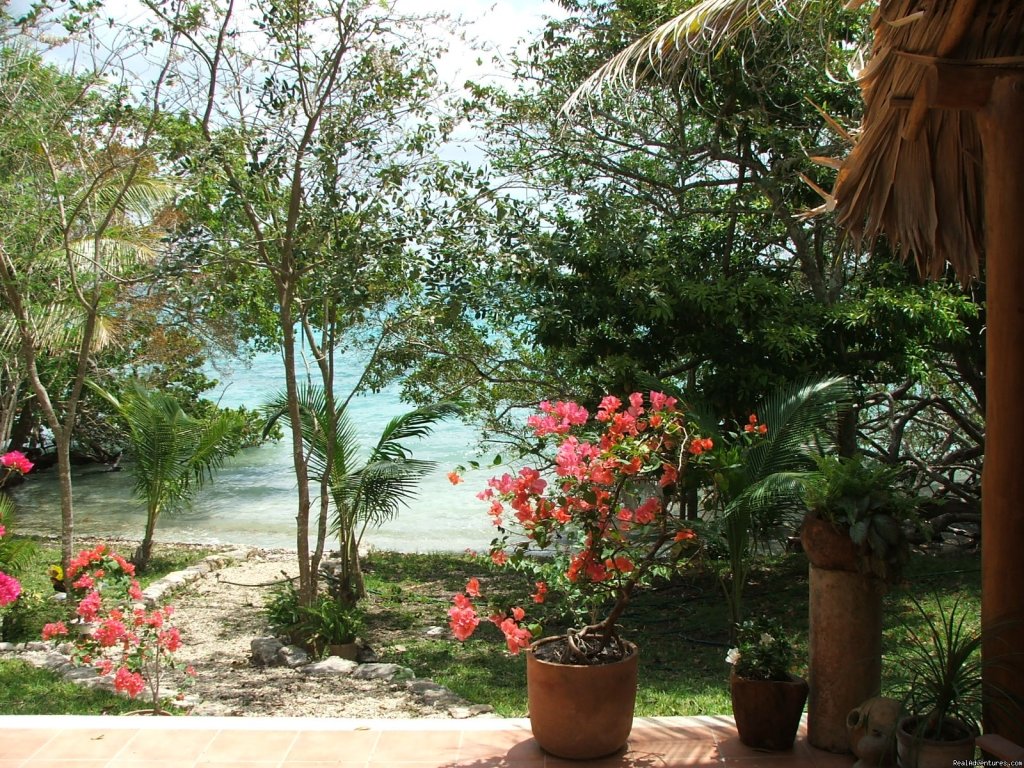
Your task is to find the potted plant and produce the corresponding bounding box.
[300,593,364,660]
[891,596,981,768]
[799,454,917,752]
[449,392,707,759]
[802,455,916,583]
[726,615,808,750]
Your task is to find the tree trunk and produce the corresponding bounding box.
[280,301,316,606]
[134,505,160,572]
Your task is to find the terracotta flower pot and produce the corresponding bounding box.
[895,715,976,768]
[525,636,638,760]
[800,513,860,572]
[730,672,809,750]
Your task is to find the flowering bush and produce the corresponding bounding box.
[449,392,708,665]
[725,616,798,682]
[0,451,34,611]
[41,544,193,711]
[0,528,21,608]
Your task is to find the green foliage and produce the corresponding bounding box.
[888,595,982,738]
[703,376,852,632]
[728,615,797,682]
[264,579,363,649]
[89,381,244,570]
[264,384,458,604]
[264,581,304,635]
[805,454,916,581]
[0,657,160,715]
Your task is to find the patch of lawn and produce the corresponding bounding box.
[0,658,150,715]
[0,538,217,715]
[363,547,980,718]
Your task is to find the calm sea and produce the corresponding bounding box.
[9,350,498,553]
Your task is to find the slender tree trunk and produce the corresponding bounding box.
[280,299,316,605]
[134,505,160,571]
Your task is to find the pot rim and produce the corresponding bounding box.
[897,714,976,745]
[528,634,638,667]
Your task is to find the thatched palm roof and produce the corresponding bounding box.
[832,1,1024,282]
[568,0,1024,283]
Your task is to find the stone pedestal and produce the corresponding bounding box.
[807,565,884,752]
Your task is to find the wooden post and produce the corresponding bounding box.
[976,74,1024,744]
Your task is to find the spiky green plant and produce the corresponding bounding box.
[265,385,459,605]
[90,381,243,571]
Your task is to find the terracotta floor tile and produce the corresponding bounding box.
[105,762,201,768]
[371,731,462,764]
[457,728,541,761]
[18,761,111,768]
[201,729,296,762]
[623,738,721,765]
[803,748,855,768]
[0,729,55,759]
[286,730,379,762]
[29,728,136,761]
[116,729,217,762]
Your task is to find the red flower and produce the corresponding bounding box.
[465,578,481,597]
[448,599,480,642]
[114,667,146,698]
[674,528,697,542]
[0,450,33,474]
[447,471,463,485]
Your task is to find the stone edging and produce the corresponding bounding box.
[0,548,495,719]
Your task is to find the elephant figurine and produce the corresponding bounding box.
[847,697,902,768]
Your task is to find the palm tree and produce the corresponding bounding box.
[92,382,244,571]
[265,386,459,606]
[706,376,852,633]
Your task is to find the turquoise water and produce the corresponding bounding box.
[9,351,498,553]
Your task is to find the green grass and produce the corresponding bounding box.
[0,542,981,718]
[0,657,154,715]
[360,547,981,718]
[0,537,218,715]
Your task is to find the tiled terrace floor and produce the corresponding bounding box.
[0,715,856,768]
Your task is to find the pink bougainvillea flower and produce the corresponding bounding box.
[674,528,697,542]
[42,621,68,640]
[490,549,508,566]
[0,525,5,538]
[0,572,21,607]
[531,581,547,604]
[448,598,480,642]
[93,617,128,648]
[1,450,33,474]
[498,617,532,654]
[76,590,102,622]
[659,462,679,487]
[114,667,146,698]
[465,578,481,597]
[596,395,621,422]
[447,471,463,485]
[158,627,182,652]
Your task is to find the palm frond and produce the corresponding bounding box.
[371,402,461,462]
[348,457,436,528]
[744,376,852,480]
[563,0,840,115]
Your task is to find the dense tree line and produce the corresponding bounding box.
[0,0,984,591]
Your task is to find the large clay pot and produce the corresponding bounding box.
[730,672,809,750]
[895,715,975,768]
[526,636,638,759]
